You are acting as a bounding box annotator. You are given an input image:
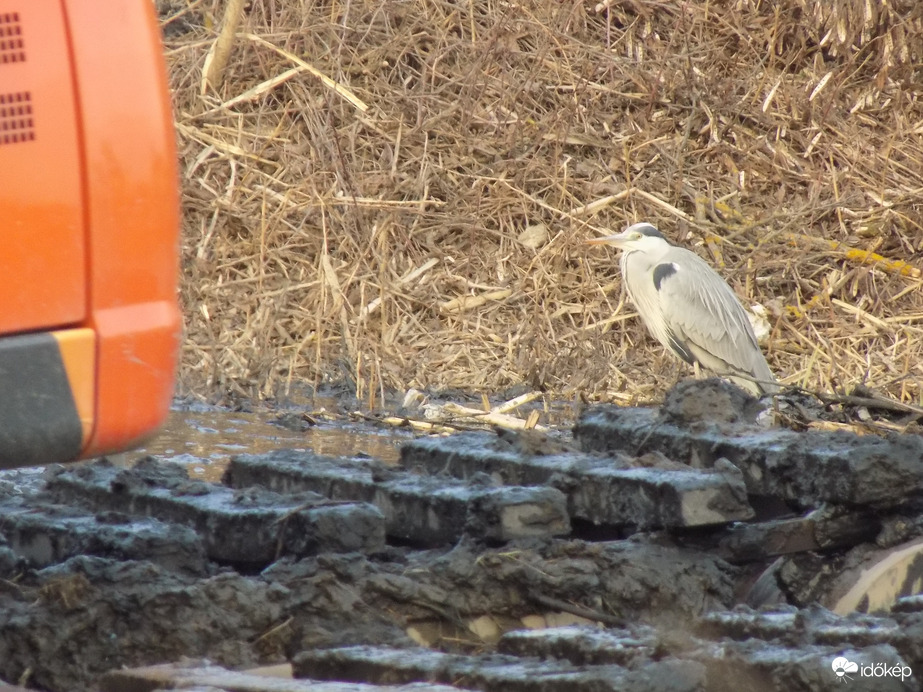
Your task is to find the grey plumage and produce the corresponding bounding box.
[588,222,779,396]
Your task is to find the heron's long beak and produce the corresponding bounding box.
[586,231,629,247]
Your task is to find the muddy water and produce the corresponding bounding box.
[108,405,411,482]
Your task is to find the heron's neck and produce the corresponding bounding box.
[622,244,671,271]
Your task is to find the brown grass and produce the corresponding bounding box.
[160,0,923,407]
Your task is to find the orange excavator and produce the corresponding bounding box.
[0,1,180,469]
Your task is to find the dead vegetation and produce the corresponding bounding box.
[161,0,923,407]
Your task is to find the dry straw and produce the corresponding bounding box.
[161,0,923,407]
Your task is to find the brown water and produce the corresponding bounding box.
[108,407,411,482]
[104,390,579,483]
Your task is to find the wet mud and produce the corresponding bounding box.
[1,379,922,691]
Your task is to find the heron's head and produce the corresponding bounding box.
[587,222,669,253]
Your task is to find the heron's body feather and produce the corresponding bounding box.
[590,222,779,396]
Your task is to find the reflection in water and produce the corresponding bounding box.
[108,409,411,482]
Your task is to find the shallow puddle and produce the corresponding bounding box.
[100,387,582,483]
[108,406,412,482]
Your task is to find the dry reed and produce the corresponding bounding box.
[159,0,923,407]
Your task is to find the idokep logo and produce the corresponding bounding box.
[831,656,912,684]
[831,657,859,682]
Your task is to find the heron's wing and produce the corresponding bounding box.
[653,247,766,376]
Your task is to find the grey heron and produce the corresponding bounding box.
[588,222,779,396]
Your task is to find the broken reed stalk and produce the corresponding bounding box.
[163,0,923,407]
[786,233,921,278]
[200,0,245,93]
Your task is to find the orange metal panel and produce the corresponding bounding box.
[62,0,181,456]
[0,1,86,333]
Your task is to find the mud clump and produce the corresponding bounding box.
[0,557,287,691]
[46,457,387,565]
[577,384,923,508]
[661,379,766,426]
[0,541,732,691]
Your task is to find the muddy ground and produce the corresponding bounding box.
[1,380,923,691]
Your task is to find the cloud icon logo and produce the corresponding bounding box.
[832,657,859,679]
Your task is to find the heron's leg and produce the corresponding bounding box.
[664,356,686,388]
[693,361,702,379]
[667,359,695,390]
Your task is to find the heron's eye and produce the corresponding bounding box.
[629,232,641,240]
